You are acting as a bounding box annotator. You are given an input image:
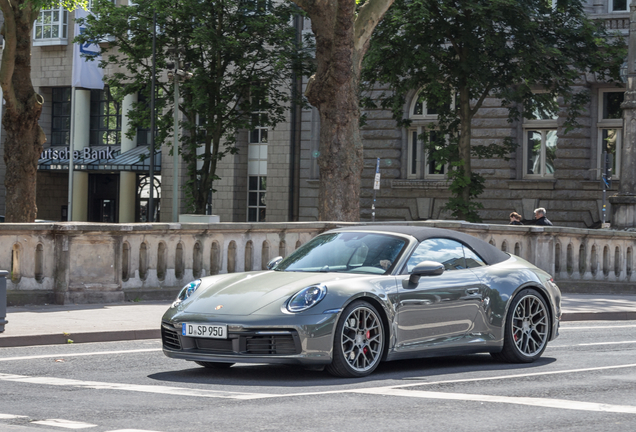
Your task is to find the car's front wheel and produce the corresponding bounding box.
[492,288,550,363]
[326,300,385,378]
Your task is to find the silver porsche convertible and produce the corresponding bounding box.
[161,226,561,377]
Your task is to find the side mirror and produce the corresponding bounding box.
[267,256,283,270]
[409,260,444,284]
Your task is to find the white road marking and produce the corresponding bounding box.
[560,324,636,330]
[106,430,165,432]
[0,349,161,362]
[0,414,28,419]
[0,373,274,400]
[31,419,97,429]
[548,340,636,349]
[1,362,636,412]
[355,388,636,414]
[578,341,636,346]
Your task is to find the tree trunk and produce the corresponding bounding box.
[1,1,45,223]
[292,0,393,222]
[457,87,473,221]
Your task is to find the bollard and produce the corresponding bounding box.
[0,270,8,333]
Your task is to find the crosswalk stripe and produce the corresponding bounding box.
[354,387,636,414]
[0,414,28,419]
[31,419,97,429]
[106,430,165,432]
[0,373,272,400]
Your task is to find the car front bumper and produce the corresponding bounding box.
[161,312,340,366]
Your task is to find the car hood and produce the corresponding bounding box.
[180,270,364,316]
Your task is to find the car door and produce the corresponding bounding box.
[395,238,483,353]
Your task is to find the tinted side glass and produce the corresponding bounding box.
[406,238,466,273]
[463,246,487,268]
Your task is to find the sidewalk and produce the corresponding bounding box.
[1,294,636,348]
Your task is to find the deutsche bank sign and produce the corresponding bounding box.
[40,147,116,161]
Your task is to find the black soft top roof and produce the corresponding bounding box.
[330,225,510,266]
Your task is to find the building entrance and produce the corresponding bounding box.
[88,174,119,222]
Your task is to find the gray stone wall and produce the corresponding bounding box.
[351,82,618,228]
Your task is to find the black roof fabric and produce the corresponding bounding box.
[330,225,510,265]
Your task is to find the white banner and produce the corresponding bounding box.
[71,8,104,89]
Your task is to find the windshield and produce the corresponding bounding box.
[275,232,407,274]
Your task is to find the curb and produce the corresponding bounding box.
[561,312,636,322]
[0,329,160,348]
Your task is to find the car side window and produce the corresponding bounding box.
[463,246,487,268]
[406,238,467,273]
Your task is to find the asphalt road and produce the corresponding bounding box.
[1,321,635,432]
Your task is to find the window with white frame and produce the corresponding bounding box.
[598,89,624,179]
[247,93,268,221]
[407,92,449,179]
[523,102,558,178]
[33,7,68,46]
[610,0,627,12]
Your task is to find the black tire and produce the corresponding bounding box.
[194,361,234,369]
[494,288,550,363]
[326,300,385,378]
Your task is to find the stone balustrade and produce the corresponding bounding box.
[1,220,634,305]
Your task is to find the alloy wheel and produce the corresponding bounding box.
[339,306,383,373]
[511,294,549,357]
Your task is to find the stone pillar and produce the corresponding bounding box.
[71,90,90,221]
[610,3,636,228]
[610,77,636,227]
[119,93,138,223]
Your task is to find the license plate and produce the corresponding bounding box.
[182,323,227,339]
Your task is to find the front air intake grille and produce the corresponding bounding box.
[161,326,182,350]
[195,338,234,352]
[245,334,298,355]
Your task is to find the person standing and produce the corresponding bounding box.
[509,212,523,225]
[532,207,553,226]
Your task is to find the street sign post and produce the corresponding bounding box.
[601,151,612,229]
[372,158,380,222]
[0,270,8,333]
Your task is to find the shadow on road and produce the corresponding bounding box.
[148,354,558,388]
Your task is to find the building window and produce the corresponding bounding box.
[523,100,558,178]
[248,176,266,222]
[598,89,624,179]
[51,88,71,146]
[610,0,627,12]
[250,98,268,144]
[33,7,68,46]
[408,128,446,179]
[406,92,450,179]
[247,91,268,221]
[90,88,121,146]
[524,130,557,176]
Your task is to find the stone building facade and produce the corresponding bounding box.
[0,1,631,227]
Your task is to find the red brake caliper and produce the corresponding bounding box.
[363,330,371,354]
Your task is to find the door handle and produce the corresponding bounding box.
[466,288,480,295]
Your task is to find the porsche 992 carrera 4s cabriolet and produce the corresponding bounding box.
[161,225,561,377]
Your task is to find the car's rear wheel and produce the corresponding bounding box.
[194,361,234,369]
[326,300,384,378]
[493,288,550,363]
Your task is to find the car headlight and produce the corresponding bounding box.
[175,279,202,304]
[287,284,327,312]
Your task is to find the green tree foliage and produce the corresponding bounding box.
[364,0,625,222]
[77,0,311,214]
